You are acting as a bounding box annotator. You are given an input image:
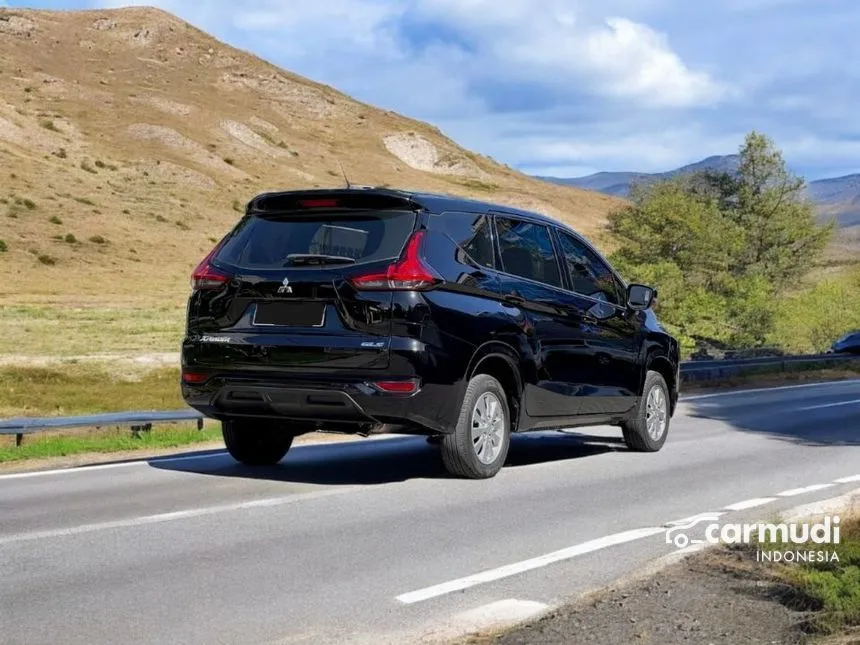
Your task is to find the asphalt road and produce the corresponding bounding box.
[2,380,859,645]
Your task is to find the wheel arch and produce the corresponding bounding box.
[645,353,677,414]
[463,342,524,431]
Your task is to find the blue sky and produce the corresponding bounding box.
[6,0,860,180]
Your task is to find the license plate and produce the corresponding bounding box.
[253,301,326,327]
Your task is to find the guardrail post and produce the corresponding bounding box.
[130,423,152,439]
[197,417,204,431]
[15,433,23,447]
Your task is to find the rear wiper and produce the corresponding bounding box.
[283,253,357,266]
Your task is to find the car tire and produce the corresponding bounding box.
[222,419,295,466]
[622,370,670,452]
[441,374,511,479]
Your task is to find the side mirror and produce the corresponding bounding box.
[627,283,655,310]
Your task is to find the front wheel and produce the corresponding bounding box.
[622,371,670,452]
[222,419,295,466]
[441,374,511,479]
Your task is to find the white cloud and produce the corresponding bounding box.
[410,0,729,108]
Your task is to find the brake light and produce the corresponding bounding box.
[191,240,230,290]
[372,379,419,394]
[298,198,339,208]
[349,231,441,291]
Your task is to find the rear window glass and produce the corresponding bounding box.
[214,211,416,269]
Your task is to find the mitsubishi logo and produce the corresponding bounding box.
[277,277,293,294]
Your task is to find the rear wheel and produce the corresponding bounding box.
[441,374,511,479]
[622,370,670,452]
[221,419,295,466]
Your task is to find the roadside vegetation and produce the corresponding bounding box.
[0,364,184,418]
[607,130,859,357]
[730,512,860,640]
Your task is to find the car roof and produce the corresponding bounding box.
[247,186,573,232]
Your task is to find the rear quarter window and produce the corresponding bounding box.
[214,211,417,269]
[429,211,495,269]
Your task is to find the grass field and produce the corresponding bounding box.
[0,364,184,418]
[0,303,185,357]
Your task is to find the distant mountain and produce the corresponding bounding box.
[807,174,860,228]
[537,156,860,229]
[537,155,740,198]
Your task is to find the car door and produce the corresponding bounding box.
[553,228,641,416]
[492,214,585,419]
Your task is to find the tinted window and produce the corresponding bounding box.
[214,211,416,269]
[557,231,622,305]
[495,217,562,288]
[432,211,495,269]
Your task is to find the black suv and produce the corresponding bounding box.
[181,187,680,479]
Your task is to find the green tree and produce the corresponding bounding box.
[606,130,833,352]
[726,131,833,287]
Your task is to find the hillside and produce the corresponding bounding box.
[0,6,621,313]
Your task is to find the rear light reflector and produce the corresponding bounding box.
[349,231,441,291]
[181,370,209,384]
[371,379,420,394]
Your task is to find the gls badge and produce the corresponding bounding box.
[277,277,293,294]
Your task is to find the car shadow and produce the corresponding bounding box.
[146,431,623,485]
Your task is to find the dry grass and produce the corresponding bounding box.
[0,5,623,358]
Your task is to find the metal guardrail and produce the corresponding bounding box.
[678,353,857,382]
[0,409,204,446]
[0,353,857,445]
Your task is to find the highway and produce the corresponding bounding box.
[1,380,859,645]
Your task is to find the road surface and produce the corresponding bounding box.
[2,380,859,645]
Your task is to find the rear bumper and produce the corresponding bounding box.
[181,373,458,434]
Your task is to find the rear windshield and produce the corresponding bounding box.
[214,211,417,269]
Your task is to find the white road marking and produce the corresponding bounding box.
[776,484,834,497]
[798,398,860,411]
[449,599,548,633]
[663,512,725,528]
[834,475,860,484]
[0,487,359,546]
[680,379,860,401]
[395,526,665,604]
[723,497,777,511]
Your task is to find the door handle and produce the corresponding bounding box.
[503,293,525,307]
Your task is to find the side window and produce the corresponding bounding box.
[556,231,622,305]
[433,212,495,269]
[495,217,562,288]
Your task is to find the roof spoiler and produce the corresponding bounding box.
[246,188,418,215]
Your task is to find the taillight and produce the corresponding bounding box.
[191,240,230,290]
[349,231,441,291]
